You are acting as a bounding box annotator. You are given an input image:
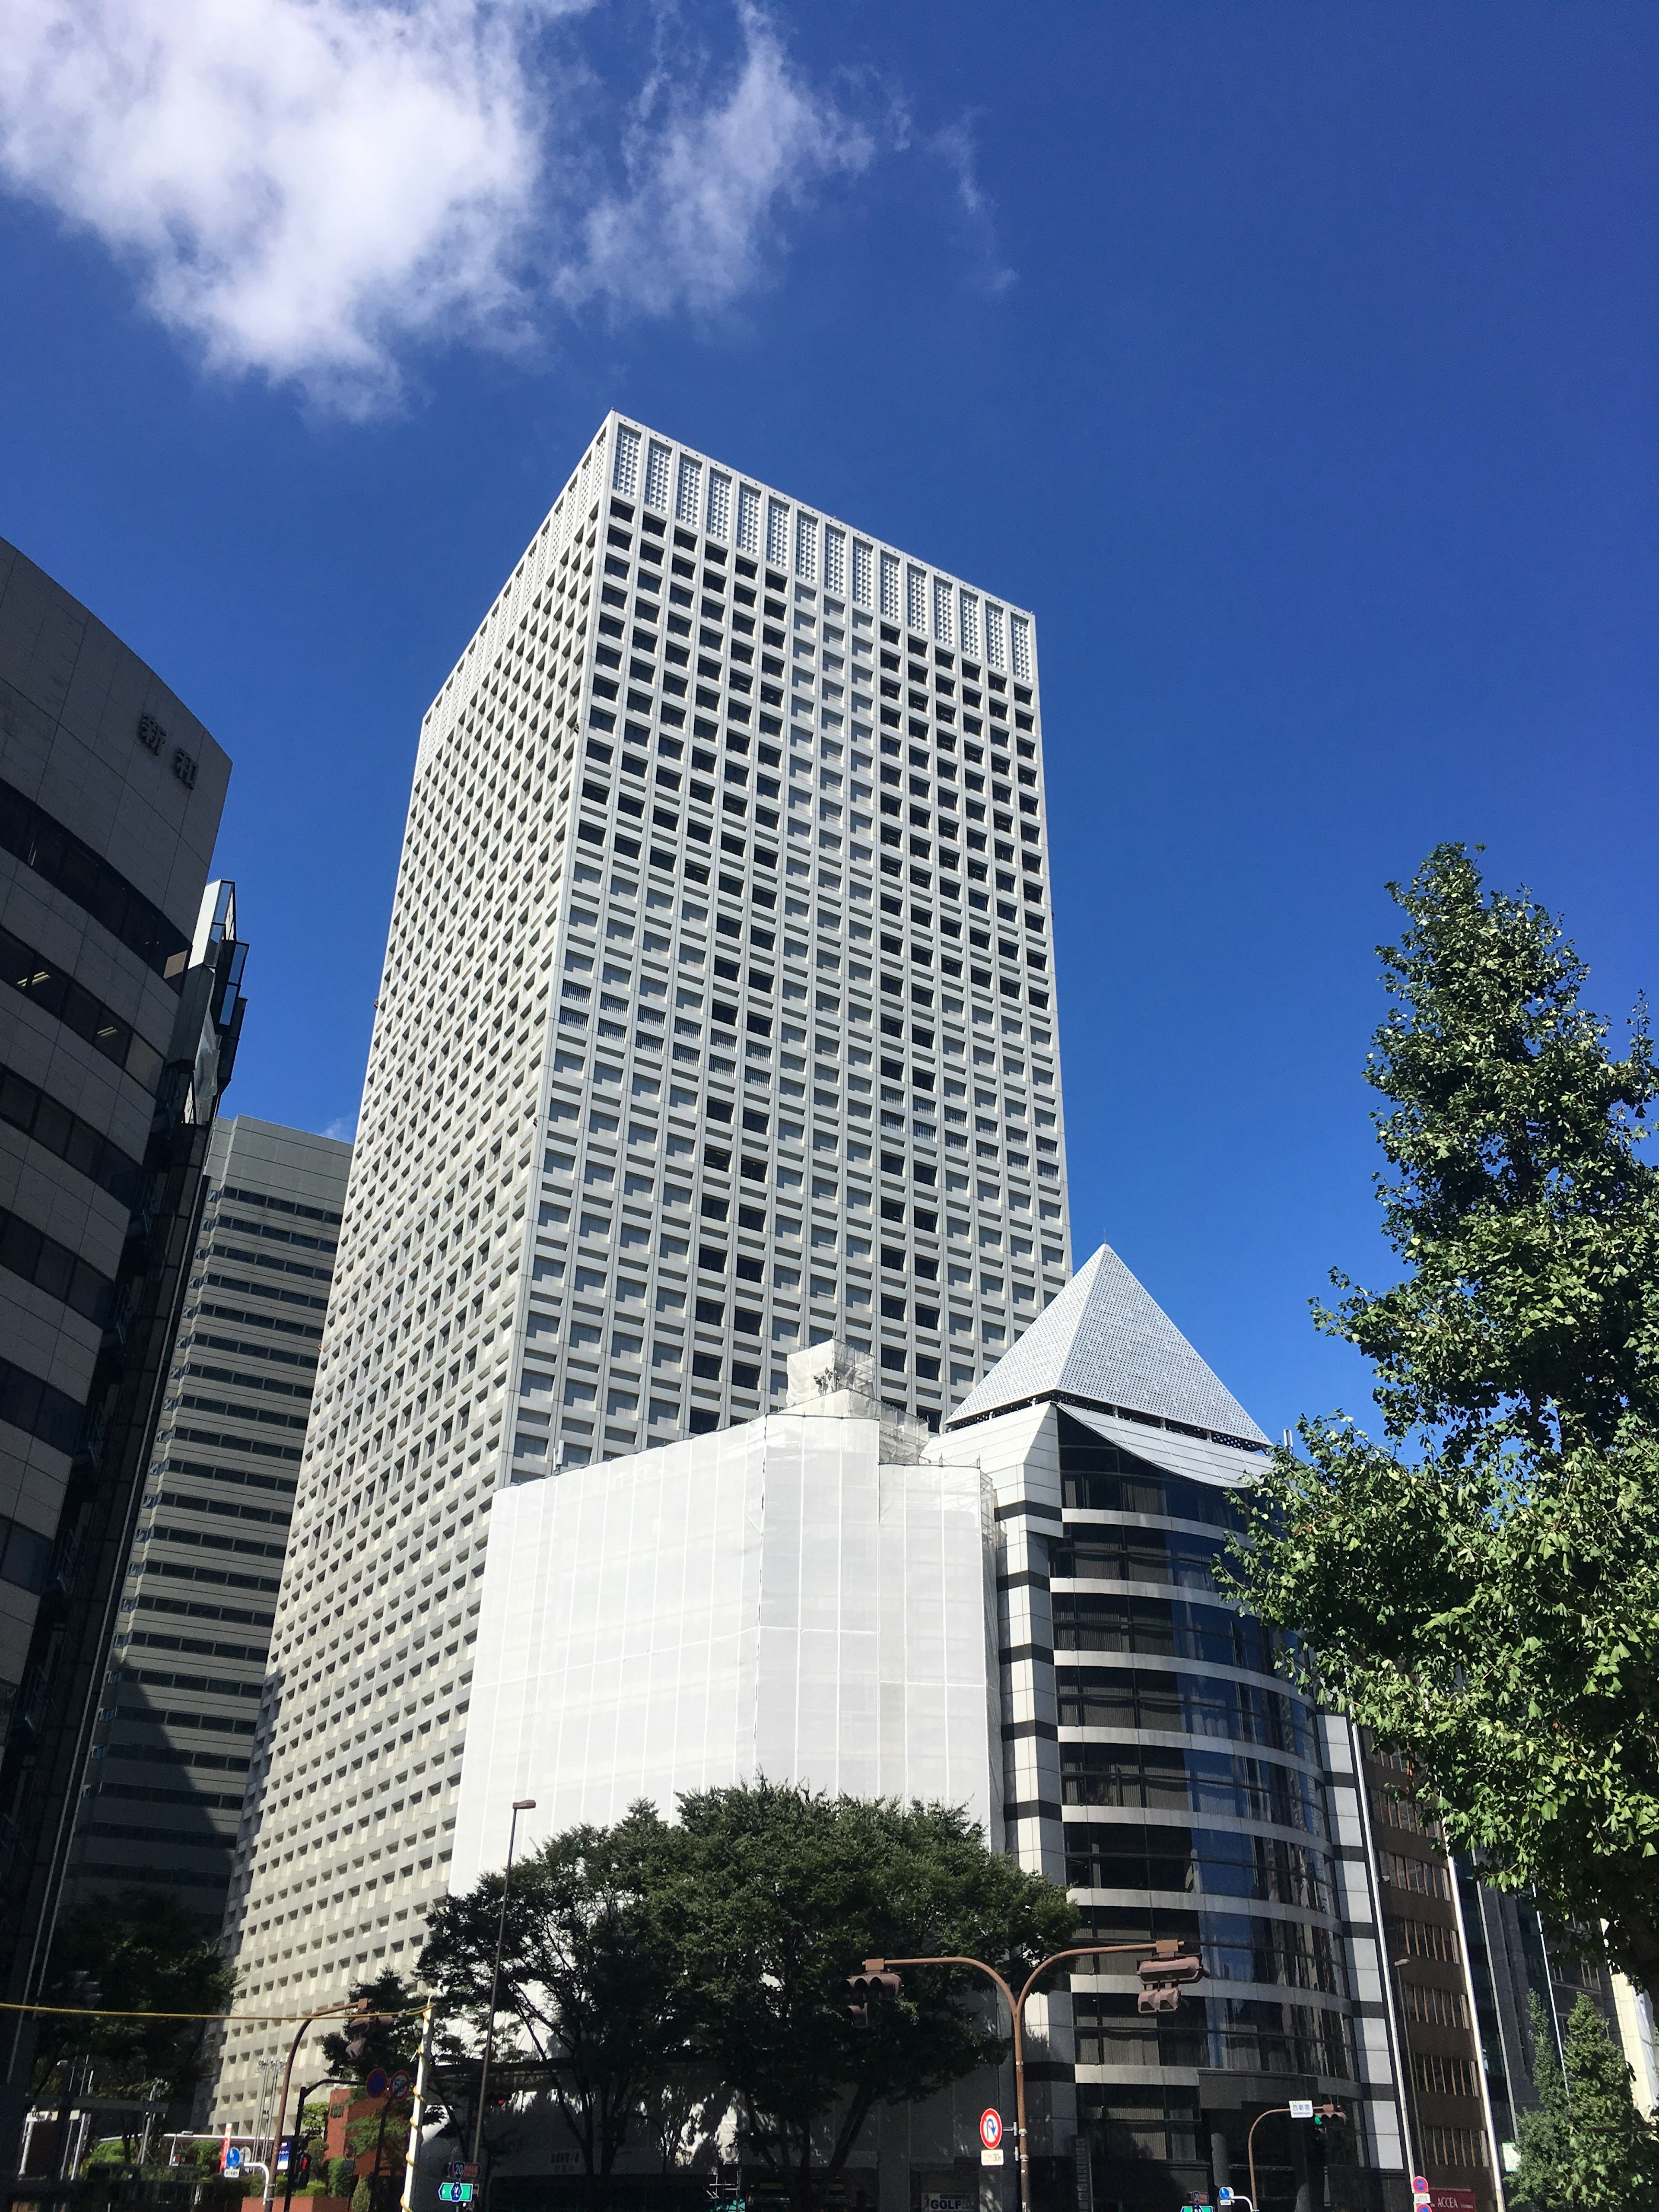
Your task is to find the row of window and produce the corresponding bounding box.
[1071,1993,1353,2084]
[2,918,167,1089]
[1074,1904,1346,1996]
[1061,1821,1335,1913]
[1058,1744,1328,1837]
[607,435,1033,681]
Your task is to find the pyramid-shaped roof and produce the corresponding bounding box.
[946,1243,1269,1444]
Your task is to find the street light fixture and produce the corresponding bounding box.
[472,1799,537,2171]
[850,1939,1204,2212]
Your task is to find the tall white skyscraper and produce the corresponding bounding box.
[211,413,1069,2117]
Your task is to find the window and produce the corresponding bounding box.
[1422,2128,1488,2168]
[1402,1981,1468,2028]
[1415,2044,1478,2097]
[692,1352,722,1381]
[1379,1850,1450,1900]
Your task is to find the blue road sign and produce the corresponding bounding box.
[438,2185,476,2203]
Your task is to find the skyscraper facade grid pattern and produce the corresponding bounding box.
[66,1117,350,1926]
[211,413,1071,2119]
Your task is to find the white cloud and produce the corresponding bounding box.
[564,6,876,316]
[931,115,1014,297]
[0,0,877,411]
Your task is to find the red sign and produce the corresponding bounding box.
[979,2111,1003,2151]
[1426,2193,1477,2212]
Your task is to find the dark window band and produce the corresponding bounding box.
[0,777,191,984]
[0,1515,51,1593]
[2,921,165,1090]
[0,1352,85,1459]
[0,1202,115,1325]
[90,1778,249,1809]
[0,1063,143,1207]
[217,1182,343,1229]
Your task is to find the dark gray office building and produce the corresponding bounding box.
[0,537,245,2150]
[65,1116,349,1923]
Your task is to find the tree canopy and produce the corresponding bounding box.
[656,1783,1076,2212]
[420,1807,680,2185]
[319,1968,424,2088]
[33,1887,235,2099]
[1510,1994,1659,2211]
[1227,845,1659,1997]
[419,1782,1076,2212]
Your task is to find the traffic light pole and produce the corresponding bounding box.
[261,2002,368,2212]
[281,2078,350,2212]
[1245,2102,1344,2211]
[868,1942,1203,2212]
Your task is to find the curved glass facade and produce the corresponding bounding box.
[1050,1412,1365,2212]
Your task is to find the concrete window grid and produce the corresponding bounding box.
[214,412,1072,2113]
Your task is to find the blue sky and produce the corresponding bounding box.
[1,0,1653,1441]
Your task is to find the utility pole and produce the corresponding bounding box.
[474,1798,536,2212]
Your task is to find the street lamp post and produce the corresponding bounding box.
[472,1799,537,2171]
[854,1940,1203,2212]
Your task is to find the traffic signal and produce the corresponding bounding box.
[1313,2103,1345,2132]
[346,2015,396,2063]
[847,1959,902,2022]
[1136,1943,1203,2015]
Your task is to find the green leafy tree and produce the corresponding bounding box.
[319,1969,423,2086]
[654,1780,1078,2212]
[1227,845,1659,1997]
[419,1805,681,2191]
[320,1974,423,2212]
[33,1887,235,2102]
[1510,1993,1659,2209]
[344,2108,411,2212]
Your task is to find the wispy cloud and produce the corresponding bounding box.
[565,5,876,317]
[931,114,1014,297]
[0,0,883,412]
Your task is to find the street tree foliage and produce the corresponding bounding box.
[420,1807,680,2187]
[320,1968,424,2086]
[1510,1994,1659,2211]
[656,1783,1077,2212]
[419,1783,1076,2212]
[1226,845,1659,1997]
[33,1887,235,2099]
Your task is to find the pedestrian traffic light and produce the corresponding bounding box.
[1136,1943,1203,2015]
[846,1959,902,2022]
